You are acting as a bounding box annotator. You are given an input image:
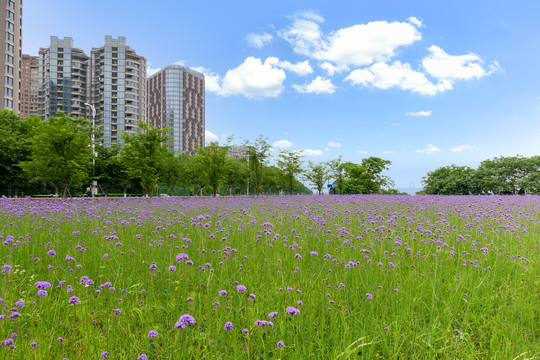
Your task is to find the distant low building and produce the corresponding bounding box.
[228,145,247,159]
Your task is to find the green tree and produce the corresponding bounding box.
[421,165,478,195]
[326,156,344,194]
[244,136,272,195]
[0,111,41,196]
[304,161,328,195]
[277,150,304,195]
[19,113,92,197]
[120,120,173,196]
[476,155,538,194]
[223,157,248,195]
[192,142,230,196]
[361,157,394,193]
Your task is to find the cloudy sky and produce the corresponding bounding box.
[23,0,540,189]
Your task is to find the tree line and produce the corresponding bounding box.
[0,110,399,197]
[420,156,540,195]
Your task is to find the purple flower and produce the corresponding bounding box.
[1,338,14,346]
[242,328,249,334]
[168,266,176,272]
[224,322,233,330]
[57,337,63,343]
[175,253,189,262]
[186,297,194,302]
[249,293,256,299]
[366,293,373,300]
[101,352,109,358]
[286,307,300,315]
[68,296,79,304]
[2,265,12,273]
[268,312,278,318]
[37,290,47,297]
[15,301,24,308]
[236,285,247,292]
[147,330,158,338]
[219,290,227,296]
[30,341,37,348]
[9,312,21,318]
[277,341,285,348]
[112,309,121,315]
[138,355,148,360]
[175,314,196,328]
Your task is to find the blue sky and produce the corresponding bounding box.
[23,0,540,189]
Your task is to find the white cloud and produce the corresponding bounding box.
[191,66,222,93]
[407,110,432,117]
[358,150,368,154]
[319,62,349,76]
[147,62,161,77]
[382,150,395,154]
[292,76,336,94]
[278,11,324,57]
[422,45,498,81]
[450,145,479,152]
[267,58,313,76]
[302,149,324,156]
[280,13,422,67]
[219,57,286,98]
[316,21,422,66]
[205,130,219,141]
[174,60,186,66]
[327,141,341,148]
[245,32,273,48]
[345,61,452,95]
[416,144,441,154]
[407,17,423,28]
[272,140,294,148]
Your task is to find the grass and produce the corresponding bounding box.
[0,195,538,359]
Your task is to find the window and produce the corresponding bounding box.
[6,10,14,20]
[6,21,14,31]
[4,87,13,97]
[5,32,14,42]
[4,76,13,86]
[7,1,15,10]
[4,99,13,108]
[5,43,13,53]
[4,65,13,75]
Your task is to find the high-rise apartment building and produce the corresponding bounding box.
[147,65,204,154]
[90,36,146,146]
[1,0,22,112]
[20,54,38,118]
[37,37,90,120]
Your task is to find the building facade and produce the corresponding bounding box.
[90,36,146,146]
[147,65,204,154]
[20,54,38,118]
[37,36,90,120]
[1,0,22,112]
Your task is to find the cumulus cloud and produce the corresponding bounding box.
[246,32,273,48]
[422,45,499,80]
[292,76,336,94]
[205,130,219,141]
[407,110,432,117]
[327,141,341,148]
[407,17,423,28]
[450,145,479,152]
[346,61,452,95]
[147,62,161,77]
[217,57,286,98]
[272,140,294,148]
[416,144,441,154]
[267,58,313,76]
[191,66,222,93]
[302,149,324,156]
[279,13,421,67]
[319,62,349,76]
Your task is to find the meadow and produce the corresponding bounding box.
[0,195,538,359]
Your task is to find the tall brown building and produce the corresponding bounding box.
[90,36,146,146]
[20,54,38,118]
[37,37,90,120]
[1,0,22,112]
[147,65,205,154]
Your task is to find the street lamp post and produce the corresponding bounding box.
[84,103,96,197]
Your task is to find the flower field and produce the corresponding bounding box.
[0,195,539,359]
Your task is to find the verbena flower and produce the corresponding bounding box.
[68,296,79,304]
[286,306,300,315]
[277,341,285,348]
[236,285,247,292]
[224,322,233,330]
[147,330,158,338]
